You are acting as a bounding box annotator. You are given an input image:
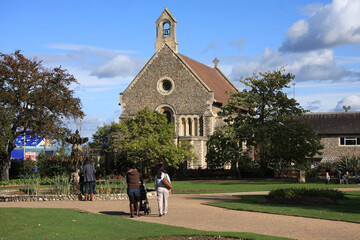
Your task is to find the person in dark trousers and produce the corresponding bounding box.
[83,159,96,201]
[126,166,141,218]
[343,171,349,184]
[79,171,84,195]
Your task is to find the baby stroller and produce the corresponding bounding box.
[135,182,151,215]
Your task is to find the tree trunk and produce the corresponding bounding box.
[0,159,11,181]
[230,161,241,179]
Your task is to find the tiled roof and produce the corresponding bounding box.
[300,112,360,135]
[179,54,237,104]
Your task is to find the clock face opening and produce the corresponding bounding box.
[157,78,174,95]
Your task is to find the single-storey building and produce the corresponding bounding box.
[300,112,360,162]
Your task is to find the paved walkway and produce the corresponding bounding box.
[1,189,360,240]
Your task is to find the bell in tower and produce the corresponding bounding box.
[163,22,170,37]
[155,8,178,53]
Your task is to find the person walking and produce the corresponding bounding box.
[126,165,141,218]
[83,159,96,201]
[343,171,349,184]
[155,164,171,217]
[325,172,330,185]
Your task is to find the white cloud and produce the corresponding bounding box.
[33,43,146,80]
[287,50,347,81]
[66,66,133,88]
[202,40,222,54]
[280,0,360,52]
[304,100,321,112]
[229,38,246,51]
[66,115,119,141]
[230,48,349,82]
[91,55,143,78]
[286,19,309,41]
[335,95,360,111]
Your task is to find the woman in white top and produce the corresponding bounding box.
[154,164,171,217]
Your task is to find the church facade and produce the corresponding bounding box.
[119,8,239,168]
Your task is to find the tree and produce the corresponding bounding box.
[110,108,196,177]
[206,125,252,178]
[219,69,322,177]
[91,121,122,175]
[0,50,84,181]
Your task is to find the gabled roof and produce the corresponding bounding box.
[300,112,360,135]
[121,43,241,109]
[156,7,177,23]
[178,53,238,104]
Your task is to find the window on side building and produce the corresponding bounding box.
[340,137,360,146]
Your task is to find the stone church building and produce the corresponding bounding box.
[119,8,239,168]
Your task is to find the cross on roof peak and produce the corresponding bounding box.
[212,57,220,68]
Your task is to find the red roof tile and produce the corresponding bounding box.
[179,54,237,104]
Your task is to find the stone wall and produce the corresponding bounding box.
[318,136,360,158]
[120,45,217,167]
[120,46,213,118]
[0,192,157,202]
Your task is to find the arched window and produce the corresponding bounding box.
[194,118,198,136]
[156,106,174,124]
[188,118,192,136]
[181,118,186,136]
[163,110,172,124]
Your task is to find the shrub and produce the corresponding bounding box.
[36,149,72,178]
[9,158,37,179]
[0,179,24,186]
[317,162,337,175]
[336,157,360,175]
[267,188,345,201]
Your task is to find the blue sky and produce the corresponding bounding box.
[1,0,360,139]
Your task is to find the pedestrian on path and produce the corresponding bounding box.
[154,164,171,217]
[325,172,330,185]
[126,165,141,218]
[82,159,96,201]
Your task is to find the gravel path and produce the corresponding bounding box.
[1,189,359,240]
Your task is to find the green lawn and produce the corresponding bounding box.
[207,191,360,222]
[1,179,359,239]
[0,208,291,240]
[168,179,360,194]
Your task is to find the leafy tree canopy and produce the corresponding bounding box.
[91,121,121,155]
[0,50,84,180]
[213,69,322,176]
[206,125,252,176]
[94,108,196,177]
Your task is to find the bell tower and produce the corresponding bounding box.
[155,7,178,53]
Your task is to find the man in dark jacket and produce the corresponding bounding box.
[83,159,96,201]
[126,166,141,217]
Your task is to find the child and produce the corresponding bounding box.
[325,172,330,185]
